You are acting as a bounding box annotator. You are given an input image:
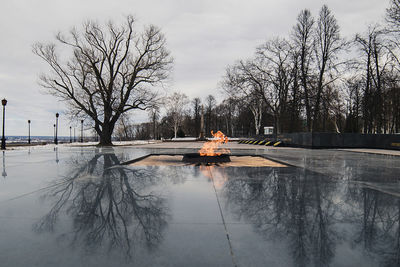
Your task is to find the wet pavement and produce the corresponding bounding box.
[0,145,399,266]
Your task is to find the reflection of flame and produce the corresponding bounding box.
[198,131,230,156]
[199,165,228,189]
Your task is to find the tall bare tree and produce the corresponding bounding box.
[205,94,216,136]
[222,61,265,135]
[219,97,238,136]
[33,16,173,145]
[148,106,160,139]
[256,38,294,134]
[292,9,315,131]
[312,5,345,131]
[164,92,189,138]
[355,26,393,133]
[192,97,202,137]
[344,77,363,133]
[115,113,134,140]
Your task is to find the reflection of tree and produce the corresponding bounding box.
[347,187,400,266]
[223,166,400,266]
[34,149,168,258]
[222,167,338,266]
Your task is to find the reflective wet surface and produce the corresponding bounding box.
[0,146,399,266]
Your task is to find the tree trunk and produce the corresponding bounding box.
[274,113,280,135]
[98,122,115,146]
[99,132,113,145]
[174,123,178,139]
[225,117,229,136]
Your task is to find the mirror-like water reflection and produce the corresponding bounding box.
[0,147,399,267]
[217,167,400,267]
[33,150,170,259]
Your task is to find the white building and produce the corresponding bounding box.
[264,126,273,135]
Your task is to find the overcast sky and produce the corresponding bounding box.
[0,0,390,136]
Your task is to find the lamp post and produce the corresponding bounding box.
[1,99,7,150]
[80,120,83,143]
[69,126,72,143]
[55,113,59,145]
[28,120,31,144]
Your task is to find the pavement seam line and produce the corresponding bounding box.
[207,166,238,267]
[0,179,71,204]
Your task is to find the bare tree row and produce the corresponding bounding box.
[222,2,400,135]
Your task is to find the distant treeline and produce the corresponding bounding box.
[219,2,400,135]
[116,1,400,139]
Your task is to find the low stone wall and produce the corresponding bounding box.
[258,132,400,150]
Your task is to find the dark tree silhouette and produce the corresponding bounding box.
[33,16,173,145]
[292,9,315,131]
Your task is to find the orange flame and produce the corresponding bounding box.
[198,130,229,156]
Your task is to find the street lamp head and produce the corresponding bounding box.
[1,99,7,106]
[28,120,31,123]
[56,113,59,118]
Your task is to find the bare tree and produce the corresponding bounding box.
[247,95,264,135]
[33,15,173,145]
[115,113,134,140]
[205,94,216,136]
[312,5,346,131]
[355,27,375,133]
[222,61,265,135]
[292,9,315,131]
[192,97,202,137]
[290,6,346,131]
[148,106,160,139]
[355,26,393,133]
[344,77,363,132]
[164,92,189,138]
[218,97,238,137]
[256,38,294,134]
[387,0,400,30]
